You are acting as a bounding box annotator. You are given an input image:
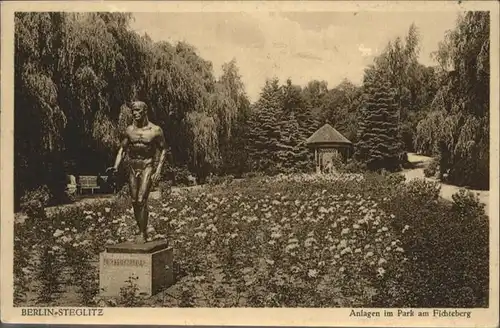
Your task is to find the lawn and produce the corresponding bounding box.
[14,172,489,308]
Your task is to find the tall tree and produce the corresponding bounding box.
[373,23,438,152]
[415,12,489,189]
[275,112,310,173]
[247,77,283,172]
[217,59,251,176]
[15,12,69,205]
[14,12,253,206]
[355,68,403,171]
[320,79,362,143]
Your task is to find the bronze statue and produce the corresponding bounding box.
[108,101,167,243]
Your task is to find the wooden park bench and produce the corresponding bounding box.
[78,175,100,195]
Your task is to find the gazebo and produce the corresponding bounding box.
[306,123,353,173]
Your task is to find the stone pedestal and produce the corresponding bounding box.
[99,240,174,297]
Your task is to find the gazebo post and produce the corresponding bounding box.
[314,147,320,174]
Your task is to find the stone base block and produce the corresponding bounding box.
[99,240,174,297]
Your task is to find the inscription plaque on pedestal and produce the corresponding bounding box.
[99,240,174,297]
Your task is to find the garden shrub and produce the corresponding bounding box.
[264,165,281,176]
[447,190,489,306]
[424,158,439,178]
[164,166,194,186]
[157,181,172,197]
[20,185,52,211]
[207,174,235,186]
[377,181,489,308]
[242,171,264,179]
[119,276,147,307]
[340,159,367,173]
[117,184,130,199]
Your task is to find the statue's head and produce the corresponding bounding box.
[131,101,148,123]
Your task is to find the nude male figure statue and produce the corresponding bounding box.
[108,101,167,244]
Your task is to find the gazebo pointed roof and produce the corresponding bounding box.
[306,123,352,146]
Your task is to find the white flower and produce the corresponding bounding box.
[271,232,282,239]
[339,239,347,248]
[53,229,64,238]
[308,269,318,278]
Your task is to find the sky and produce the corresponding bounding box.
[130,11,460,102]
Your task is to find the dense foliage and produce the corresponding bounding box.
[414,12,490,189]
[373,24,439,153]
[246,78,320,174]
[15,12,490,205]
[14,13,250,207]
[355,70,403,171]
[14,173,488,307]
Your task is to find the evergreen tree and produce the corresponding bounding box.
[356,68,403,171]
[275,112,310,173]
[247,77,283,172]
[280,78,317,172]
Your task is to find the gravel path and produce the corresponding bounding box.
[403,153,490,217]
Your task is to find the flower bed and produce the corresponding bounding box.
[14,173,489,308]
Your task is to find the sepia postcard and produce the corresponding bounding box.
[1,0,499,326]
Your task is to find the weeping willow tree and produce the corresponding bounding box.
[14,12,69,205]
[15,12,250,205]
[414,12,489,189]
[141,40,242,180]
[216,59,251,176]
